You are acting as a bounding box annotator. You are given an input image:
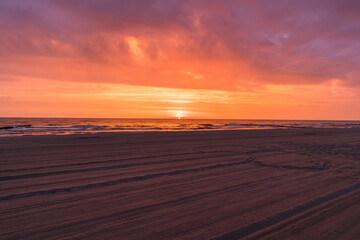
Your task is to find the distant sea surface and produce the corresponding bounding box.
[1,118,360,136]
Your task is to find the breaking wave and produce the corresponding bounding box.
[1,118,360,136]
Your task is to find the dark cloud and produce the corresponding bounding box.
[0,0,359,89]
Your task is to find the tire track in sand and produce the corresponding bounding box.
[211,182,360,240]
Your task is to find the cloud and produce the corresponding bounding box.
[0,0,359,90]
[2,76,359,119]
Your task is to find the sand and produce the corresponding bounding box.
[0,128,359,239]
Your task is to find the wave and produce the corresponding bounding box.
[1,120,360,136]
[196,124,221,129]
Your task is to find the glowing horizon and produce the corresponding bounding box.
[0,0,359,120]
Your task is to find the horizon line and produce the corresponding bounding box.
[0,117,359,121]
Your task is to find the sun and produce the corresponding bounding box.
[171,110,187,119]
[175,112,184,119]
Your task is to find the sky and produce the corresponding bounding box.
[0,0,360,119]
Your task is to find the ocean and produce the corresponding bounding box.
[0,118,360,136]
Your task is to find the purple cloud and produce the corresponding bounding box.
[0,0,359,89]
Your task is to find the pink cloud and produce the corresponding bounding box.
[0,0,359,90]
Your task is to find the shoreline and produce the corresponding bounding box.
[1,118,360,137]
[1,126,360,138]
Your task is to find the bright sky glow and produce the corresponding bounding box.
[0,0,359,119]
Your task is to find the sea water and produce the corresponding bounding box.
[1,118,360,136]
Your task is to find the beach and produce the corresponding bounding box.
[1,128,359,239]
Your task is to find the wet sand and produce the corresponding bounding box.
[0,129,359,239]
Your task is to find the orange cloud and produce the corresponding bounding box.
[1,76,359,119]
[0,0,359,119]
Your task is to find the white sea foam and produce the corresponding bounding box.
[1,118,360,136]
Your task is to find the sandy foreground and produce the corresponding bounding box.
[0,129,359,239]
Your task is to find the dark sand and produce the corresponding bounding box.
[0,129,359,239]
